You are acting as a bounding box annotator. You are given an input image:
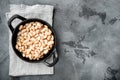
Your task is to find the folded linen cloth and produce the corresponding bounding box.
[6,4,54,76]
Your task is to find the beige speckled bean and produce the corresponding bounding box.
[16,21,54,60]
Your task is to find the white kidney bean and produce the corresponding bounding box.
[16,21,54,60]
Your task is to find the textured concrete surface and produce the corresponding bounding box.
[0,0,120,80]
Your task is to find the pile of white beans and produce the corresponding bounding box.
[15,22,54,60]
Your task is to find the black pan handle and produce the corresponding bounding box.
[44,49,59,67]
[8,14,26,33]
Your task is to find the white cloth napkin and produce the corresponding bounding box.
[6,4,54,76]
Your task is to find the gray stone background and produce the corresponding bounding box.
[0,0,120,80]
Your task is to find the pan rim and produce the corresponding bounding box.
[11,18,56,62]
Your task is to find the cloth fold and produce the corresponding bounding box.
[6,4,54,76]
